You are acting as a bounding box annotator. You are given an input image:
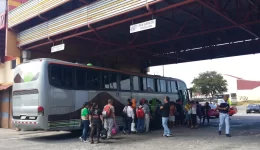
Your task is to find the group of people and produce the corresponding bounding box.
[80,95,231,144]
[80,99,115,144]
[122,99,151,134]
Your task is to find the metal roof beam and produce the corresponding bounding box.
[89,19,260,57]
[197,0,259,38]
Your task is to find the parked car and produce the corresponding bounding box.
[228,106,237,116]
[208,103,219,118]
[246,104,260,114]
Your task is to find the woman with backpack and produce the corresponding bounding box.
[89,102,103,144]
[136,104,145,134]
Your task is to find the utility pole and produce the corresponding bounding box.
[162,65,165,77]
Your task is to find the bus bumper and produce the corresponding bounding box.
[12,119,46,131]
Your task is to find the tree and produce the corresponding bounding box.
[192,71,228,97]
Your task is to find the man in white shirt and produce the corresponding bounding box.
[191,101,197,128]
[123,102,135,134]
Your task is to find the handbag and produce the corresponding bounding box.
[111,123,119,135]
[131,122,136,132]
[100,127,107,140]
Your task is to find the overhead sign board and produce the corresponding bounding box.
[130,19,156,33]
[51,44,65,53]
[0,12,6,30]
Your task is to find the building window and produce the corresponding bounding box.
[160,80,166,93]
[11,60,16,69]
[147,78,155,92]
[133,76,139,91]
[120,74,131,91]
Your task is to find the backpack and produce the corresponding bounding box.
[100,127,107,140]
[102,105,111,118]
[121,106,128,118]
[136,108,145,118]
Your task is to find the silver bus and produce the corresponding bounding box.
[12,58,190,131]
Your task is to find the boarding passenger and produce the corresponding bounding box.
[191,101,197,128]
[123,101,134,134]
[160,96,172,137]
[169,101,176,128]
[103,99,116,139]
[136,104,145,134]
[217,95,231,137]
[89,103,103,144]
[79,102,90,142]
[202,102,211,124]
[184,101,192,127]
[196,101,203,124]
[143,100,151,132]
[175,100,184,126]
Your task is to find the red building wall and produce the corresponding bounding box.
[8,0,28,11]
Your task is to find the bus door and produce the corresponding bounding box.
[178,89,191,105]
[178,90,186,105]
[187,89,192,100]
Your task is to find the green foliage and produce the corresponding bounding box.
[192,71,228,97]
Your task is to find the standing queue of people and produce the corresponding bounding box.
[79,96,231,144]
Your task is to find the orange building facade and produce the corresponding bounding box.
[0,0,25,128]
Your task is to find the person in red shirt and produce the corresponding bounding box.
[169,101,176,128]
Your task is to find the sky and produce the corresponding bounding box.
[148,54,260,88]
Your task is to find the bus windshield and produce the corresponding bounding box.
[14,61,41,83]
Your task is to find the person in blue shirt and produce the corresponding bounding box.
[216,95,231,137]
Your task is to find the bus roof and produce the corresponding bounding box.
[24,58,185,82]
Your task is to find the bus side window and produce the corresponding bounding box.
[61,66,73,89]
[167,81,172,93]
[156,79,161,92]
[76,68,87,90]
[171,81,177,93]
[160,79,166,93]
[49,64,62,88]
[102,71,117,90]
[133,76,140,91]
[142,77,147,92]
[120,74,131,91]
[147,78,155,92]
[88,69,101,90]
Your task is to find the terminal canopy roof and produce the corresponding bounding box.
[12,0,260,67]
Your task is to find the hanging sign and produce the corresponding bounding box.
[130,19,156,33]
[51,44,65,53]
